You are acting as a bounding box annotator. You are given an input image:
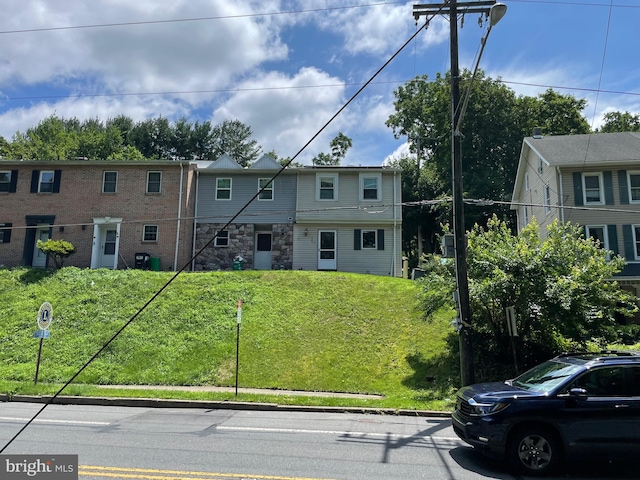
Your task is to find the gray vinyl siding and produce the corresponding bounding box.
[292,224,402,276]
[196,172,297,224]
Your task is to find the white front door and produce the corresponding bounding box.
[32,228,50,267]
[254,232,272,270]
[100,228,117,268]
[318,230,337,270]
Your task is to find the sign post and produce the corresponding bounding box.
[34,302,53,384]
[235,299,242,396]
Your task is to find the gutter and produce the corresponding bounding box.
[192,169,200,272]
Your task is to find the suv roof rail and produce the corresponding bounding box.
[556,350,640,359]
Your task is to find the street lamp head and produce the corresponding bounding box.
[489,3,507,27]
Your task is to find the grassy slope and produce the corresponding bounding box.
[0,267,459,410]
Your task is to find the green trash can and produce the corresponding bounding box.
[149,257,161,271]
[232,255,243,270]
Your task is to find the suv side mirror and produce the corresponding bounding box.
[569,387,588,398]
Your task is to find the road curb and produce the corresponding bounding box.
[1,394,451,418]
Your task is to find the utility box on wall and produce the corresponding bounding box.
[134,253,150,269]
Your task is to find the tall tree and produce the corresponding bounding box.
[598,111,640,133]
[211,119,261,166]
[386,72,591,260]
[312,132,352,166]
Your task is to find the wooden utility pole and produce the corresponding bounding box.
[413,0,497,386]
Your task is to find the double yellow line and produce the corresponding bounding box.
[79,465,334,480]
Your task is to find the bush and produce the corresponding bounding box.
[36,239,77,269]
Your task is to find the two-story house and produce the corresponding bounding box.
[193,157,403,276]
[0,160,195,270]
[511,132,640,294]
[293,165,403,276]
[193,154,297,271]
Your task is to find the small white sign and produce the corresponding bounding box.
[37,302,53,330]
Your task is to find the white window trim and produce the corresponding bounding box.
[523,206,529,226]
[524,172,529,191]
[216,178,232,201]
[146,171,162,194]
[585,225,609,251]
[538,157,544,175]
[362,229,377,249]
[0,170,10,191]
[544,184,551,214]
[582,172,604,205]
[360,173,382,201]
[103,171,118,193]
[39,170,55,193]
[316,174,338,201]
[633,225,640,261]
[215,230,229,247]
[142,224,159,242]
[628,171,640,204]
[258,178,274,201]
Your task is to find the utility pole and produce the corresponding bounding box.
[413,0,497,386]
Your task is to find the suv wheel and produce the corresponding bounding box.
[508,427,560,476]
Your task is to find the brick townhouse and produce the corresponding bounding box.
[0,160,195,270]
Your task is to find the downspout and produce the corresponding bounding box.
[174,163,184,271]
[556,166,565,223]
[393,170,398,277]
[192,169,200,271]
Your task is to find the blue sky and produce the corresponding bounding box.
[0,1,638,166]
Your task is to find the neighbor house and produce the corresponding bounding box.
[511,132,640,295]
[0,160,195,270]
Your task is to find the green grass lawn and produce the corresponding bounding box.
[0,267,460,411]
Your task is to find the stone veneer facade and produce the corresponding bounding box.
[194,223,293,271]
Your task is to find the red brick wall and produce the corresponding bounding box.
[0,161,195,270]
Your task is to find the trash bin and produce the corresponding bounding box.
[134,253,150,269]
[232,255,243,271]
[149,257,161,271]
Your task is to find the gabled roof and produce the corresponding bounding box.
[524,132,640,167]
[206,153,243,169]
[250,154,280,170]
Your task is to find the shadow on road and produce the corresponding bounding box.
[449,445,638,479]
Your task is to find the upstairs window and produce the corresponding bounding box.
[362,230,377,249]
[628,172,640,203]
[147,171,162,193]
[544,185,551,214]
[258,178,273,200]
[216,178,232,200]
[317,174,338,200]
[103,171,118,193]
[582,173,603,205]
[524,172,529,191]
[360,174,381,201]
[39,171,55,193]
[0,171,13,193]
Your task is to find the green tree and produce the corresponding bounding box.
[312,132,352,166]
[211,119,261,166]
[36,239,77,269]
[419,217,637,378]
[598,111,640,133]
[10,115,79,160]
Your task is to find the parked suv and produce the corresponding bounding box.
[451,351,640,475]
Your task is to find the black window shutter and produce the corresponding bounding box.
[619,170,629,204]
[623,225,636,260]
[603,171,614,205]
[377,229,385,250]
[53,170,62,193]
[9,170,18,192]
[30,170,40,193]
[572,172,583,206]
[607,225,618,255]
[354,229,361,250]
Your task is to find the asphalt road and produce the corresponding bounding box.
[0,402,636,480]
